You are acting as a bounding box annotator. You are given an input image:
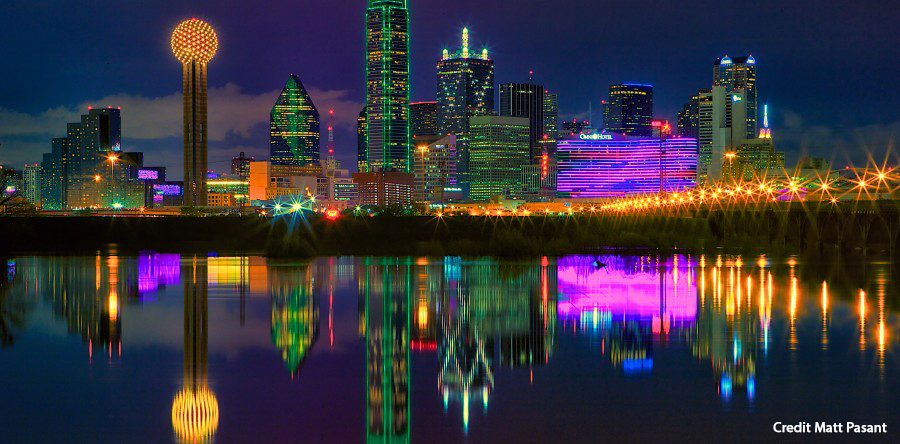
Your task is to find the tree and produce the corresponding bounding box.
[0,172,35,216]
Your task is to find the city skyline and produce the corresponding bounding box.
[1,1,899,179]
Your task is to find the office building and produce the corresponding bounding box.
[248,161,322,202]
[171,18,218,206]
[366,0,411,173]
[41,107,149,209]
[437,27,495,184]
[23,164,41,205]
[499,83,545,160]
[560,119,592,138]
[352,171,414,207]
[270,74,320,166]
[468,116,531,201]
[714,55,758,140]
[556,134,697,198]
[358,106,368,173]
[410,101,438,138]
[541,91,559,155]
[412,135,457,202]
[677,89,707,140]
[231,152,254,178]
[603,84,653,137]
[722,105,785,181]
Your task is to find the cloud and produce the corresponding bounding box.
[0,83,362,143]
[0,84,364,170]
[777,109,900,165]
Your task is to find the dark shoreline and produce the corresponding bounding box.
[1,209,899,258]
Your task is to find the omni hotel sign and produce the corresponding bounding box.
[579,133,614,140]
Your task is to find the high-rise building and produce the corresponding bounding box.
[603,84,653,137]
[231,152,254,178]
[677,89,707,140]
[23,164,41,205]
[436,27,495,185]
[40,108,151,209]
[171,18,218,207]
[556,134,697,198]
[270,74,320,166]
[366,0,411,173]
[357,106,368,173]
[412,135,457,202]
[410,101,438,138]
[541,91,559,154]
[723,104,785,181]
[714,55,758,140]
[468,116,530,201]
[499,83,545,160]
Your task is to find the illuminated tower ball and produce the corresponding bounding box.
[171,18,218,206]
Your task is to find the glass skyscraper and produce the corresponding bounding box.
[366,0,411,173]
[270,74,321,166]
[410,101,438,138]
[436,28,494,184]
[468,116,530,201]
[357,106,368,173]
[603,84,653,137]
[714,55,758,140]
[499,83,545,161]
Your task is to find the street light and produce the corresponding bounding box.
[107,154,119,208]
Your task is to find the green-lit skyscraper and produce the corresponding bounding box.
[366,0,411,173]
[270,75,320,166]
[437,27,494,185]
[469,116,530,201]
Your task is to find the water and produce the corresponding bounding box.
[0,253,896,443]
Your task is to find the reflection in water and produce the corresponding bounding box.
[171,256,218,444]
[270,262,320,376]
[2,253,899,442]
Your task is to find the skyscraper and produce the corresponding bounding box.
[410,101,438,138]
[357,106,368,173]
[270,74,321,166]
[714,55,758,139]
[560,119,592,138]
[603,84,653,137]
[436,27,495,184]
[171,18,218,207]
[231,152,254,178]
[499,83,544,160]
[468,116,530,201]
[23,164,41,205]
[366,0,411,173]
[412,134,457,202]
[677,89,707,140]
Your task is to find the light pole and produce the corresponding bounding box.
[107,154,119,208]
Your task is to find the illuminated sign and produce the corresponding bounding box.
[579,133,613,140]
[443,187,463,192]
[733,95,742,102]
[138,169,159,180]
[153,184,182,196]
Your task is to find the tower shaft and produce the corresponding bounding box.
[183,60,209,206]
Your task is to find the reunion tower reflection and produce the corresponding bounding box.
[171,256,219,443]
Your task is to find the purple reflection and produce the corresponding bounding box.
[557,256,697,322]
[138,253,181,294]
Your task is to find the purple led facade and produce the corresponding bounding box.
[556,135,697,198]
[138,169,159,180]
[152,183,182,196]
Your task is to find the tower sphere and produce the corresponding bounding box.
[171,18,218,64]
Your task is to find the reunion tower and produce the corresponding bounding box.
[171,18,218,206]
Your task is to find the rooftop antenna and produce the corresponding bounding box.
[462,27,469,59]
[529,70,533,82]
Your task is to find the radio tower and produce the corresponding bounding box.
[325,108,337,177]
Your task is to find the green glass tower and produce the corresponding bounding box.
[366,0,411,173]
[469,116,531,201]
[270,75,321,166]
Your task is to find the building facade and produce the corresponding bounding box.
[410,101,438,138]
[677,89,707,140]
[468,116,531,201]
[352,171,414,207]
[23,164,41,205]
[603,84,653,137]
[358,106,368,173]
[412,135,457,202]
[231,152,254,178]
[499,83,545,161]
[436,28,494,185]
[270,74,320,166]
[556,134,697,198]
[714,55,758,140]
[366,0,411,172]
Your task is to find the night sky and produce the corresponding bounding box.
[1,0,898,179]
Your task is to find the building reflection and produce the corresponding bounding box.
[270,261,320,377]
[361,258,410,444]
[171,256,218,444]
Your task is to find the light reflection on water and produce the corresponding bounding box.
[0,253,897,443]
